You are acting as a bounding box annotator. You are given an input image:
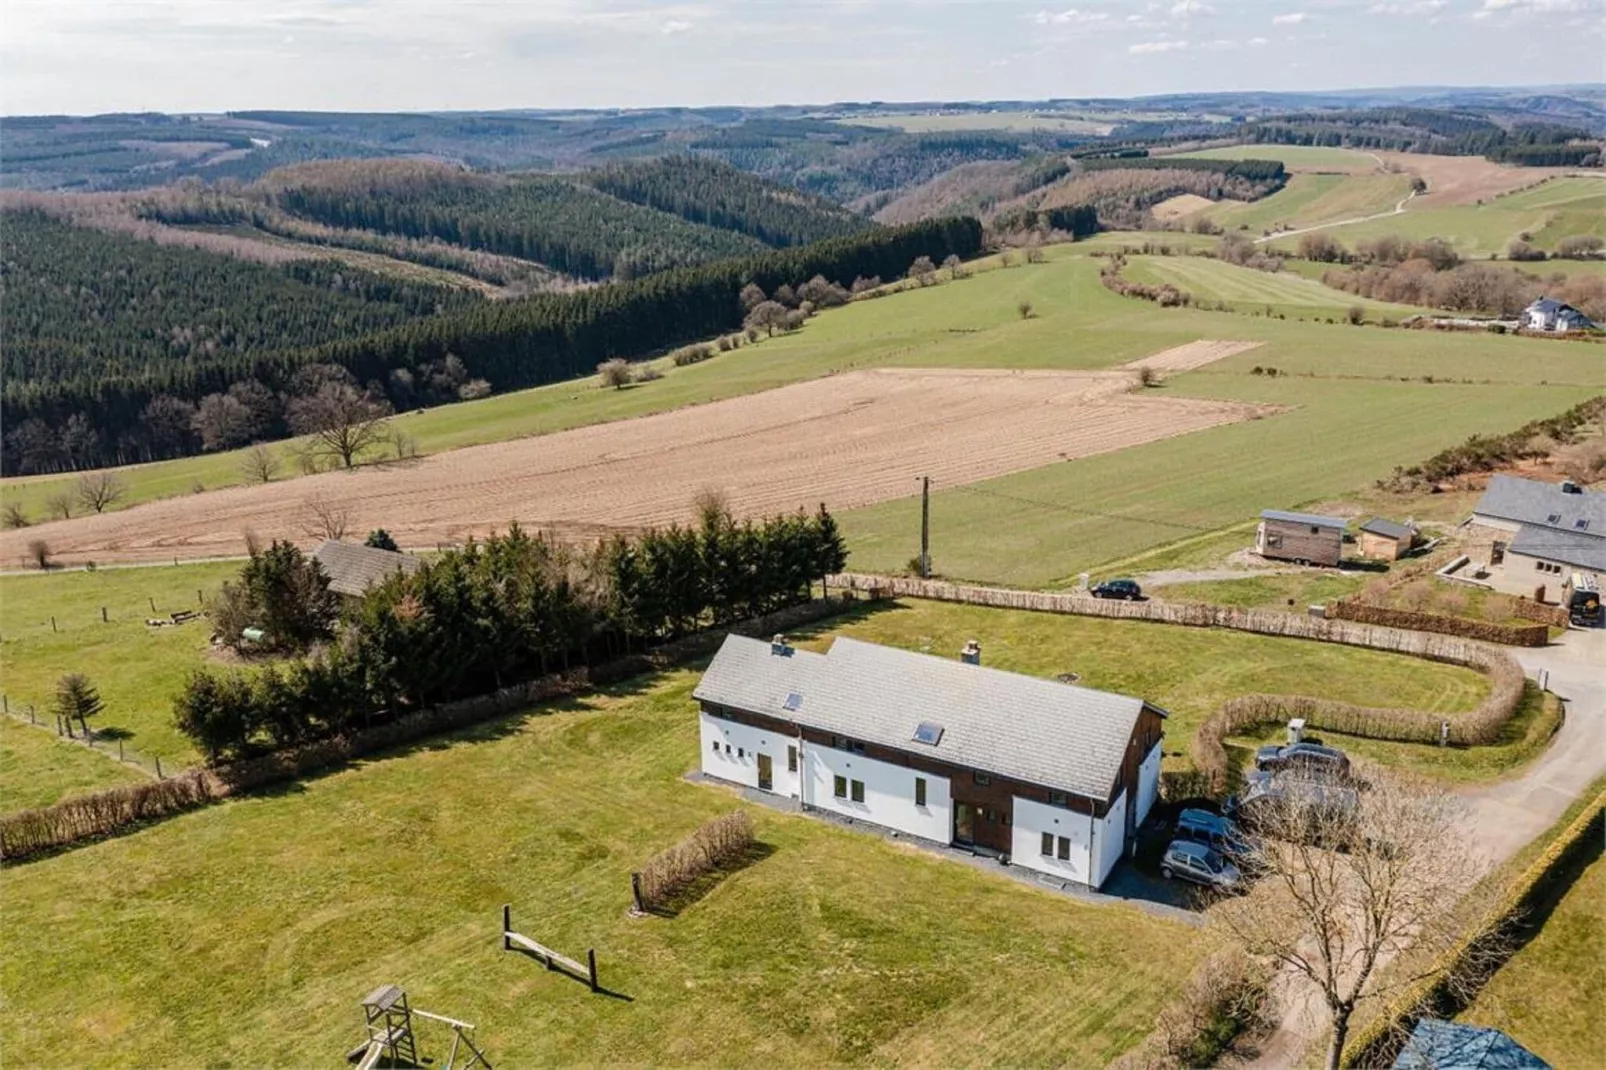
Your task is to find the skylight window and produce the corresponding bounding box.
[912,721,944,746]
[1547,513,1562,524]
[1575,519,1591,531]
[782,692,803,712]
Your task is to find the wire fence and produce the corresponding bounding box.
[1,697,169,782]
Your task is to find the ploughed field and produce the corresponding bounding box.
[2,353,1273,566]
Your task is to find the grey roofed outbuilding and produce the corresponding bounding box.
[1260,509,1347,529]
[1473,474,1605,534]
[1360,517,1414,541]
[1392,1019,1549,1070]
[693,634,1166,803]
[312,539,424,597]
[1509,524,1606,571]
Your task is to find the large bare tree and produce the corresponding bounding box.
[75,471,128,514]
[287,382,392,470]
[1218,774,1488,1070]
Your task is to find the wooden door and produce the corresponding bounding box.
[954,802,975,845]
[757,753,773,791]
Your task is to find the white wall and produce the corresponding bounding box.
[1093,789,1128,888]
[1136,742,1161,829]
[1012,795,1094,886]
[700,710,802,799]
[804,744,952,844]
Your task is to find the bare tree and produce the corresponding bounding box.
[909,255,937,286]
[286,382,393,470]
[46,492,74,520]
[239,444,280,484]
[943,254,966,279]
[743,300,789,337]
[192,392,255,451]
[1017,301,1034,320]
[1217,774,1488,1070]
[597,358,633,389]
[738,282,767,312]
[300,494,351,541]
[75,472,128,514]
[1,502,29,529]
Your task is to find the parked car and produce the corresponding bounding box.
[1091,578,1143,601]
[1175,808,1249,858]
[1228,776,1360,842]
[1159,839,1244,892]
[1254,741,1351,780]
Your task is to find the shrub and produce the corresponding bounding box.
[634,810,756,911]
[1,503,29,529]
[1554,234,1604,259]
[1347,305,1366,325]
[597,357,632,389]
[1137,366,1161,388]
[1506,239,1547,262]
[0,773,217,862]
[364,529,400,552]
[26,538,50,570]
[1111,950,1272,1070]
[635,365,664,383]
[1017,301,1034,319]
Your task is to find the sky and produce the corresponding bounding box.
[3,0,1603,116]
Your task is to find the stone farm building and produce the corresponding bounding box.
[1256,509,1347,567]
[694,633,1166,890]
[312,539,424,599]
[1467,475,1605,586]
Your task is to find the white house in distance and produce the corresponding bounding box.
[1522,297,1595,333]
[693,633,1167,890]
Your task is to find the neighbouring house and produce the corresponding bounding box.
[693,633,1166,890]
[1467,475,1605,588]
[1358,517,1417,562]
[1256,510,1347,567]
[312,539,424,599]
[1521,297,1595,333]
[1392,1019,1550,1069]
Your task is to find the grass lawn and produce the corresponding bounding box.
[0,561,245,766]
[803,599,1485,775]
[0,656,1207,1068]
[1456,824,1604,1068]
[1171,145,1384,173]
[1150,571,1372,612]
[0,716,146,811]
[1228,685,1561,786]
[1123,256,1427,320]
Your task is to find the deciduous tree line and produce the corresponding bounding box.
[173,503,848,760]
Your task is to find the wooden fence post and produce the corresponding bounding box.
[587,949,599,993]
[118,740,124,762]
[149,597,156,613]
[630,872,645,914]
[155,757,163,779]
[502,904,512,951]
[51,615,57,632]
[102,606,108,623]
[197,589,203,605]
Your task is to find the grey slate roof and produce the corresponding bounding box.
[1393,1019,1549,1070]
[1473,475,1604,534]
[313,540,424,597]
[1261,509,1347,530]
[1509,525,1606,571]
[693,634,1161,802]
[1360,517,1414,541]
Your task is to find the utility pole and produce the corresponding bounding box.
[919,476,931,579]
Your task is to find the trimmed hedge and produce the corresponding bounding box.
[0,597,848,865]
[1340,789,1606,1068]
[634,810,756,912]
[1511,599,1569,629]
[1327,599,1548,647]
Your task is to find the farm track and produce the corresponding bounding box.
[1,356,1276,567]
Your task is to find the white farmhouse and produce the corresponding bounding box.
[694,633,1166,890]
[1522,297,1595,332]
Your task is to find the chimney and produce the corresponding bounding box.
[960,639,982,665]
[1560,480,1582,495]
[771,633,791,656]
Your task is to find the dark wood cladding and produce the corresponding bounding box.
[1259,518,1343,568]
[1109,705,1166,807]
[700,702,800,737]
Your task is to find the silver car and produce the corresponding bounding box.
[1160,839,1244,892]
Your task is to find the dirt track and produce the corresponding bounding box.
[4,358,1274,566]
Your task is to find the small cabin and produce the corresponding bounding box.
[1358,517,1416,562]
[1256,510,1346,567]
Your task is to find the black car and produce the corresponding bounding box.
[1254,742,1351,779]
[1091,578,1142,600]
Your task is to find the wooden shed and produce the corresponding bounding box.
[1358,517,1415,562]
[1256,510,1346,567]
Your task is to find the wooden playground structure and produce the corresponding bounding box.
[348,985,491,1070]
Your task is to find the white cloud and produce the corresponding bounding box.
[660,19,692,34]
[1129,38,1190,52]
[1476,0,1586,14]
[1169,0,1215,16]
[1366,0,1446,12]
[1272,11,1310,23]
[1249,35,1270,43]
[1033,8,1109,24]
[1202,37,1239,48]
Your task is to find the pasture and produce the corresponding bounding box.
[1122,256,1428,319]
[0,560,243,766]
[838,111,1115,135]
[1170,144,1383,173]
[0,652,1202,1068]
[0,716,145,811]
[1200,173,1414,235]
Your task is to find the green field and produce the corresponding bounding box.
[839,111,1115,135]
[1171,144,1384,172]
[1264,175,1606,258]
[1151,572,1371,612]
[0,716,146,810]
[0,561,244,766]
[1456,834,1604,1068]
[1202,173,1415,235]
[1124,255,1429,319]
[0,645,1206,1068]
